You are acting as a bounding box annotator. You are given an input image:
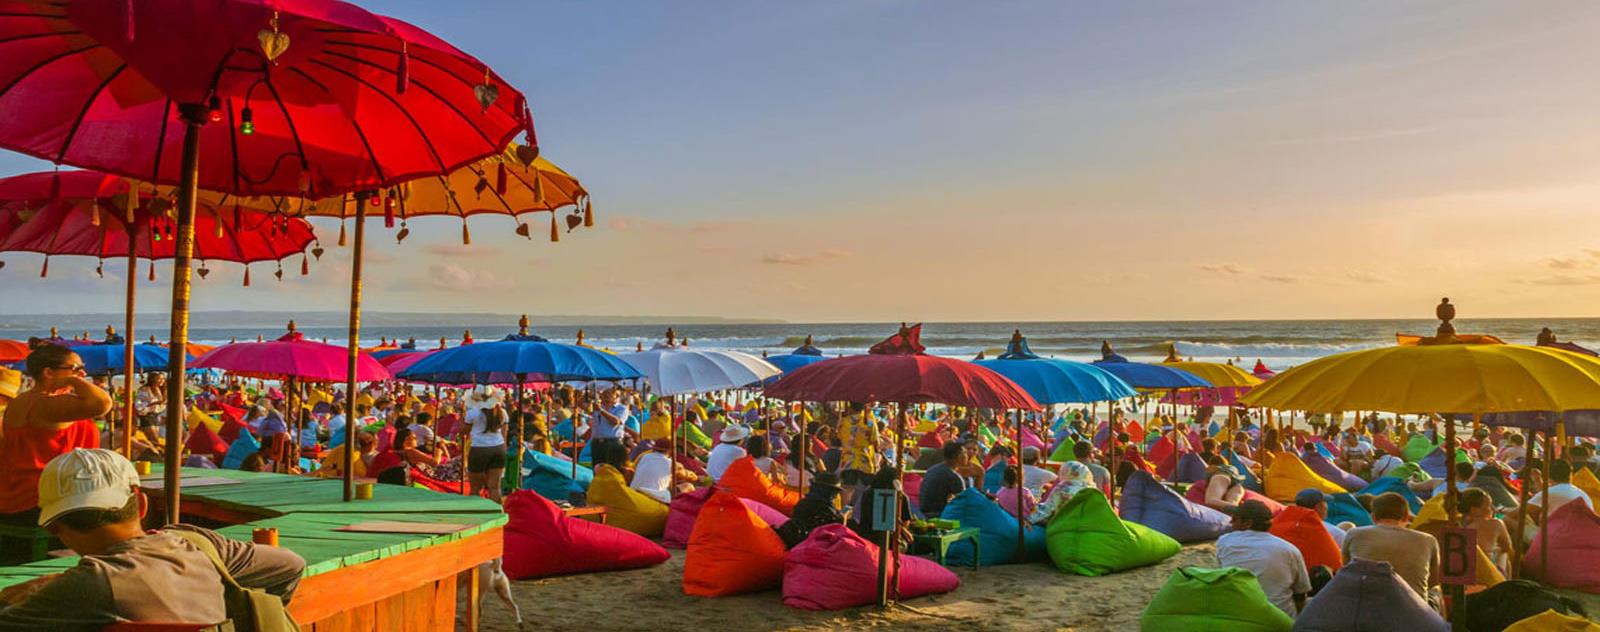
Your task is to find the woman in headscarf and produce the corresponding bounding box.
[1028,460,1096,525]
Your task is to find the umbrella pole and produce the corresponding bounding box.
[668,395,677,492]
[1541,428,1552,577]
[1015,408,1025,561]
[893,403,905,603]
[341,201,367,502]
[513,376,525,502]
[123,240,137,459]
[1443,415,1463,625]
[160,104,207,526]
[1512,429,1533,578]
[797,403,807,497]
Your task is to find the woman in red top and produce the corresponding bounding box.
[0,344,113,524]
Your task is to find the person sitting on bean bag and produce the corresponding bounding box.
[1216,500,1310,617]
[776,472,846,549]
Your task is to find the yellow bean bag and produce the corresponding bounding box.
[1504,609,1600,631]
[187,408,223,434]
[1263,451,1345,502]
[639,413,672,442]
[1572,468,1600,506]
[588,464,669,537]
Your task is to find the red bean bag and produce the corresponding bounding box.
[185,422,228,457]
[682,492,787,597]
[1525,500,1600,593]
[501,491,669,580]
[663,486,714,549]
[1185,477,1285,515]
[716,456,799,515]
[1268,505,1341,573]
[782,524,959,610]
[903,471,923,510]
[218,417,251,444]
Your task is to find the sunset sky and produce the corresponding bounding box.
[4,2,1600,323]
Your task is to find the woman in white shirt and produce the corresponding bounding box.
[463,404,508,502]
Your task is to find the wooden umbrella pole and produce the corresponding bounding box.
[797,403,808,497]
[892,403,905,603]
[122,239,137,459]
[1015,407,1025,561]
[1512,428,1534,578]
[1541,428,1553,576]
[160,104,206,526]
[341,200,366,502]
[513,376,526,501]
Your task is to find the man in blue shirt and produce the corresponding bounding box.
[918,441,970,517]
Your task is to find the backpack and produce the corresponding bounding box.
[171,530,301,632]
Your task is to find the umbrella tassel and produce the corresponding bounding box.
[519,96,538,153]
[148,260,155,281]
[461,222,471,245]
[584,198,594,227]
[549,212,560,243]
[496,163,507,196]
[243,266,251,287]
[124,0,135,42]
[39,257,47,278]
[90,203,101,227]
[338,220,347,247]
[396,41,410,94]
[301,254,309,276]
[384,194,396,228]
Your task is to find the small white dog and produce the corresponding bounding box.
[477,557,521,627]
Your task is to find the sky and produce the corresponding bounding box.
[4,1,1600,323]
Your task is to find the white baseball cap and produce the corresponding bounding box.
[38,449,141,527]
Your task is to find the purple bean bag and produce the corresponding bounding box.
[1173,452,1208,484]
[1302,452,1367,492]
[663,486,715,549]
[1291,558,1448,631]
[740,497,790,529]
[782,524,959,610]
[1119,470,1230,542]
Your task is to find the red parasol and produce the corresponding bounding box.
[0,340,27,362]
[192,324,388,383]
[763,324,1039,410]
[0,0,534,513]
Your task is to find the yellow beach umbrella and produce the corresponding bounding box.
[1238,343,1600,414]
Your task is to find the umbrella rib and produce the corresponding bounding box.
[463,163,518,216]
[318,49,500,150]
[0,41,97,105]
[318,38,488,94]
[0,29,78,46]
[301,59,449,174]
[258,74,312,185]
[148,99,173,182]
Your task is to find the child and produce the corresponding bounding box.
[994,467,1035,521]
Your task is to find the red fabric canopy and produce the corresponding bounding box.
[0,171,316,264]
[763,326,1040,410]
[0,0,531,197]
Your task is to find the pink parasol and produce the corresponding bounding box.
[192,325,388,382]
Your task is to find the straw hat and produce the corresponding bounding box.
[719,424,751,443]
[0,367,20,399]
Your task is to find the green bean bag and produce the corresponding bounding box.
[1140,566,1293,632]
[1401,434,1438,462]
[1045,488,1180,576]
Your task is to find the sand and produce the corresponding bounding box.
[467,543,1216,631]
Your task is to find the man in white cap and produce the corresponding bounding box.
[706,424,750,482]
[0,449,304,628]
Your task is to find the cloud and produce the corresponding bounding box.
[425,264,512,292]
[1544,257,1586,270]
[1587,249,1600,259]
[1344,270,1389,284]
[1524,274,1600,286]
[1197,263,1248,275]
[422,244,503,258]
[1260,274,1302,284]
[761,250,852,266]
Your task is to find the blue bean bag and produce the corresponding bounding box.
[1292,558,1449,631]
[1355,476,1422,513]
[1173,453,1208,484]
[982,460,1008,494]
[1417,446,1470,480]
[937,488,1046,567]
[221,430,260,470]
[1325,492,1372,527]
[1119,471,1230,542]
[1302,452,1367,492]
[1224,448,1263,492]
[522,448,593,502]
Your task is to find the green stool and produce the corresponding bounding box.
[0,522,53,563]
[914,526,980,570]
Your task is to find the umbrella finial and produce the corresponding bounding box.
[665,328,677,347]
[804,334,814,346]
[637,341,644,352]
[286,320,296,333]
[1100,341,1114,359]
[462,330,474,345]
[518,314,530,335]
[49,327,57,338]
[575,329,585,345]
[149,335,157,344]
[1163,343,1180,363]
[1436,297,1456,338]
[106,325,115,336]
[439,337,448,350]
[1538,327,1557,346]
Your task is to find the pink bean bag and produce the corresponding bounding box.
[501,491,670,580]
[1185,477,1284,515]
[1525,500,1600,593]
[740,498,790,529]
[782,524,959,610]
[663,487,715,549]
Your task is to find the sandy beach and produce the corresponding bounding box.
[469,543,1216,631]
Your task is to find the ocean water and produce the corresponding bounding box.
[24,317,1596,371]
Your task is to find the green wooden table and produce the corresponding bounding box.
[913,526,981,570]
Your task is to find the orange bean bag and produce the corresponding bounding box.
[682,492,788,597]
[586,464,669,537]
[1263,451,1346,502]
[715,456,799,515]
[1268,505,1341,573]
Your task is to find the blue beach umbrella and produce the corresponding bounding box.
[973,331,1136,404]
[763,334,831,382]
[1089,342,1210,390]
[398,334,643,385]
[72,343,182,376]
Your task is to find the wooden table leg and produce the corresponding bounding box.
[465,567,481,632]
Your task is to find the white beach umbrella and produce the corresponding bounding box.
[619,344,781,395]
